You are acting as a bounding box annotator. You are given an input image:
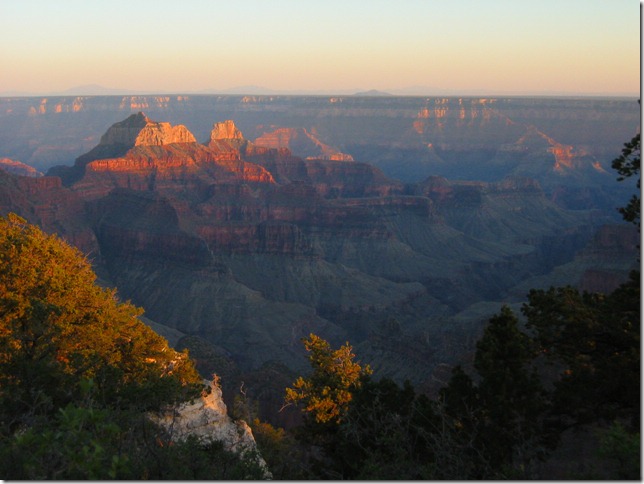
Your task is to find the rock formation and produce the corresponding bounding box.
[150,378,271,478]
[206,120,248,159]
[0,105,637,428]
[94,111,196,148]
[0,169,98,254]
[74,112,195,167]
[1,96,637,186]
[210,119,245,141]
[254,126,354,161]
[51,114,276,197]
[0,158,42,177]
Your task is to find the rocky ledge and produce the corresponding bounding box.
[150,378,271,478]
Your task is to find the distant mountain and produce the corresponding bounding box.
[59,84,138,95]
[201,85,283,95]
[200,86,362,95]
[353,89,392,97]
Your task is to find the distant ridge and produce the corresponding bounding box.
[353,89,392,97]
[0,85,638,98]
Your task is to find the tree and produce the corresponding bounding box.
[332,377,437,479]
[440,307,551,478]
[284,333,371,426]
[0,214,205,470]
[474,306,550,475]
[523,278,640,430]
[0,213,202,419]
[0,214,270,479]
[611,127,640,227]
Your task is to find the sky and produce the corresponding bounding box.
[0,0,640,96]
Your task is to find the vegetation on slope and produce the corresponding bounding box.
[255,130,640,479]
[0,125,638,480]
[276,266,638,479]
[0,213,266,479]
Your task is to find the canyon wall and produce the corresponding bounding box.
[0,105,638,426]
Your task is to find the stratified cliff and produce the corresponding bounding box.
[0,157,42,177]
[0,106,637,427]
[1,95,637,177]
[0,169,97,254]
[254,126,354,161]
[51,114,275,200]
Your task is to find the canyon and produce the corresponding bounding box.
[0,95,639,425]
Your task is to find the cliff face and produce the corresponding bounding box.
[73,112,195,168]
[0,158,43,177]
[55,116,276,200]
[254,126,354,161]
[210,119,245,141]
[84,111,196,148]
[576,224,640,293]
[151,378,270,478]
[0,107,636,428]
[2,95,636,180]
[0,170,98,254]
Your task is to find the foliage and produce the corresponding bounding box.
[611,129,640,227]
[0,401,132,479]
[331,377,438,479]
[137,433,266,480]
[250,417,311,479]
[0,213,203,421]
[596,421,640,479]
[281,268,639,478]
[439,306,552,478]
[0,214,264,479]
[523,274,640,430]
[284,333,371,426]
[473,307,550,472]
[0,401,266,479]
[285,275,639,479]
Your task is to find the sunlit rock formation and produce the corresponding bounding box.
[75,112,195,166]
[150,378,271,478]
[211,119,245,141]
[0,169,97,254]
[207,119,248,159]
[1,105,637,429]
[50,114,275,197]
[254,126,354,161]
[95,111,196,147]
[0,158,43,177]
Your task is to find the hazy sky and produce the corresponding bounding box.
[0,0,640,96]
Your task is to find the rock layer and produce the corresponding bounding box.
[254,126,354,161]
[0,108,637,427]
[0,157,43,177]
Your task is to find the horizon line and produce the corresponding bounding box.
[0,83,640,99]
[0,91,639,100]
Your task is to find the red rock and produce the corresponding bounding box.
[0,158,43,177]
[0,170,98,255]
[210,120,245,141]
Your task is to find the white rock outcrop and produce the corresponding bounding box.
[150,377,271,478]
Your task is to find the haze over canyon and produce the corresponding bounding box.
[0,94,638,424]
